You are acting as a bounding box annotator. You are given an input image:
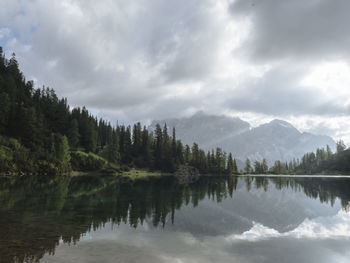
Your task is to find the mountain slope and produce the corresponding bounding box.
[150,114,336,164]
[150,111,250,149]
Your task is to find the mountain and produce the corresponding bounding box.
[150,111,250,149]
[149,113,336,164]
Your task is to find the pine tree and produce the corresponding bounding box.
[154,124,163,169]
[326,145,333,159]
[244,158,251,174]
[140,126,152,166]
[56,135,71,173]
[176,140,184,165]
[105,133,119,164]
[0,92,10,132]
[132,122,142,157]
[123,126,132,164]
[215,148,223,173]
[184,144,191,164]
[172,127,176,159]
[68,119,80,150]
[227,153,234,175]
[191,143,200,167]
[336,140,346,154]
[262,158,268,174]
[254,160,261,174]
[233,158,238,174]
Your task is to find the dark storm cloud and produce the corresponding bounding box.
[230,0,350,61]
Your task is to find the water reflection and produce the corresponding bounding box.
[0,175,349,263]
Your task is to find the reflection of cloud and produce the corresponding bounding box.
[42,209,350,263]
[228,210,350,241]
[228,223,280,241]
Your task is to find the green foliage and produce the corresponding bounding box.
[101,133,120,165]
[271,160,288,174]
[13,45,350,176]
[70,151,107,171]
[336,140,346,154]
[271,144,350,175]
[56,135,71,173]
[244,158,252,174]
[68,119,80,150]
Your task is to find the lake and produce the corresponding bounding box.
[0,175,350,263]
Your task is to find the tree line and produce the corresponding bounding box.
[1,47,348,176]
[243,140,349,174]
[0,47,240,175]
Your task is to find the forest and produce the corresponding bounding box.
[0,47,238,176]
[245,140,350,175]
[0,46,349,176]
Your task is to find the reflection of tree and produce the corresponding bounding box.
[0,175,233,263]
[263,177,349,209]
[0,175,350,263]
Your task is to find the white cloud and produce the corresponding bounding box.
[1,0,350,142]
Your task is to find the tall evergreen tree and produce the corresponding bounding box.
[336,140,346,154]
[56,135,71,173]
[227,153,234,175]
[68,119,80,150]
[244,158,251,174]
[105,133,119,164]
[232,158,238,174]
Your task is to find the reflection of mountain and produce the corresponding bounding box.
[149,113,336,164]
[0,175,349,263]
[166,178,341,236]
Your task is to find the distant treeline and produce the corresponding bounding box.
[243,140,349,175]
[0,47,239,175]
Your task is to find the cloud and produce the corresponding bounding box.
[1,0,350,142]
[225,66,350,116]
[0,0,231,112]
[229,0,350,62]
[43,209,350,263]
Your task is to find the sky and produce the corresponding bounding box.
[1,0,350,144]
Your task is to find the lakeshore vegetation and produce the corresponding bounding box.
[0,46,349,176]
[0,47,239,176]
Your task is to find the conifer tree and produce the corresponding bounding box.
[56,135,71,173]
[105,133,119,164]
[336,140,346,154]
[262,158,268,174]
[233,158,238,174]
[154,124,163,169]
[244,158,251,174]
[227,153,234,175]
[132,122,142,157]
[68,119,80,150]
[184,144,191,164]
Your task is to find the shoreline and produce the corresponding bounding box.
[2,170,350,179]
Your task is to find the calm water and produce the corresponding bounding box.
[1,175,350,263]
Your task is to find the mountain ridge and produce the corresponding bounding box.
[149,113,336,165]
